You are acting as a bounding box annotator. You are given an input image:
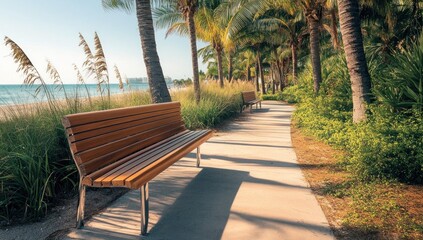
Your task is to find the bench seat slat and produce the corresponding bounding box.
[92,130,202,187]
[81,130,190,186]
[89,130,211,189]
[126,130,212,189]
[107,130,207,187]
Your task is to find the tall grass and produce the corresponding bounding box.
[0,81,254,223]
[1,34,255,223]
[174,81,253,129]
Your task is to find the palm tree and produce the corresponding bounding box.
[301,0,325,94]
[337,0,372,122]
[102,0,171,103]
[227,0,327,93]
[153,0,201,103]
[195,5,226,87]
[255,8,307,83]
[240,50,255,81]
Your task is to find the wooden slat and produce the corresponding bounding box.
[67,109,180,141]
[125,130,213,189]
[75,121,184,163]
[242,91,257,103]
[63,102,214,188]
[82,130,190,186]
[70,115,182,153]
[95,131,204,187]
[78,125,185,175]
[63,102,180,128]
[107,131,207,187]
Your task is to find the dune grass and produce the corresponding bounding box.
[0,80,254,223]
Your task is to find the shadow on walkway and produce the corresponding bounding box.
[147,167,248,240]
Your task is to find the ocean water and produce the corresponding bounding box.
[0,83,157,105]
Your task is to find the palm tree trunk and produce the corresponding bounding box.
[291,44,298,83]
[308,16,322,94]
[228,52,233,82]
[136,0,171,103]
[216,47,224,88]
[277,60,284,91]
[255,59,260,92]
[257,52,266,94]
[337,0,372,123]
[330,9,340,49]
[187,10,200,104]
[247,65,251,81]
[271,66,276,94]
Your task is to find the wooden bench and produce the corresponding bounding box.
[62,102,213,235]
[241,91,262,113]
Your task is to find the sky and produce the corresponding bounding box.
[0,1,207,84]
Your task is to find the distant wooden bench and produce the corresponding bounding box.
[241,91,262,113]
[62,102,213,235]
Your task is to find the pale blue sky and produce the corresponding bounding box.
[0,0,207,84]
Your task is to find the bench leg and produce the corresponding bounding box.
[140,183,149,236]
[196,147,201,168]
[249,105,252,113]
[260,101,262,108]
[76,182,86,229]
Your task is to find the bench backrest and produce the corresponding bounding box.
[62,102,186,176]
[241,91,257,103]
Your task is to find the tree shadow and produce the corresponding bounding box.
[146,167,248,240]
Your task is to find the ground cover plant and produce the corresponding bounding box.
[283,37,423,238]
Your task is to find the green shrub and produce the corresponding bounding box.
[372,37,423,111]
[262,92,283,101]
[286,50,423,184]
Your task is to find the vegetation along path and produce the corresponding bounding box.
[65,101,334,240]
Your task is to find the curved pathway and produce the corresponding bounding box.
[66,101,334,240]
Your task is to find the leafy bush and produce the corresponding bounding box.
[284,47,423,184]
[262,92,283,101]
[372,38,423,111]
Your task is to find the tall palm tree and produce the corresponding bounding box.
[301,0,325,94]
[240,50,255,81]
[102,0,171,103]
[255,8,307,83]
[227,0,327,93]
[337,0,371,122]
[195,6,226,87]
[153,0,201,103]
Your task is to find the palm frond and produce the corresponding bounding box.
[166,22,189,37]
[102,0,134,13]
[153,5,184,30]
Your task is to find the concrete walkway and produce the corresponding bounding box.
[65,101,334,240]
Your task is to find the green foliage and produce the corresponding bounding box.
[262,92,283,101]
[373,38,423,111]
[343,181,422,238]
[0,81,254,223]
[173,78,193,88]
[283,48,423,184]
[175,81,253,129]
